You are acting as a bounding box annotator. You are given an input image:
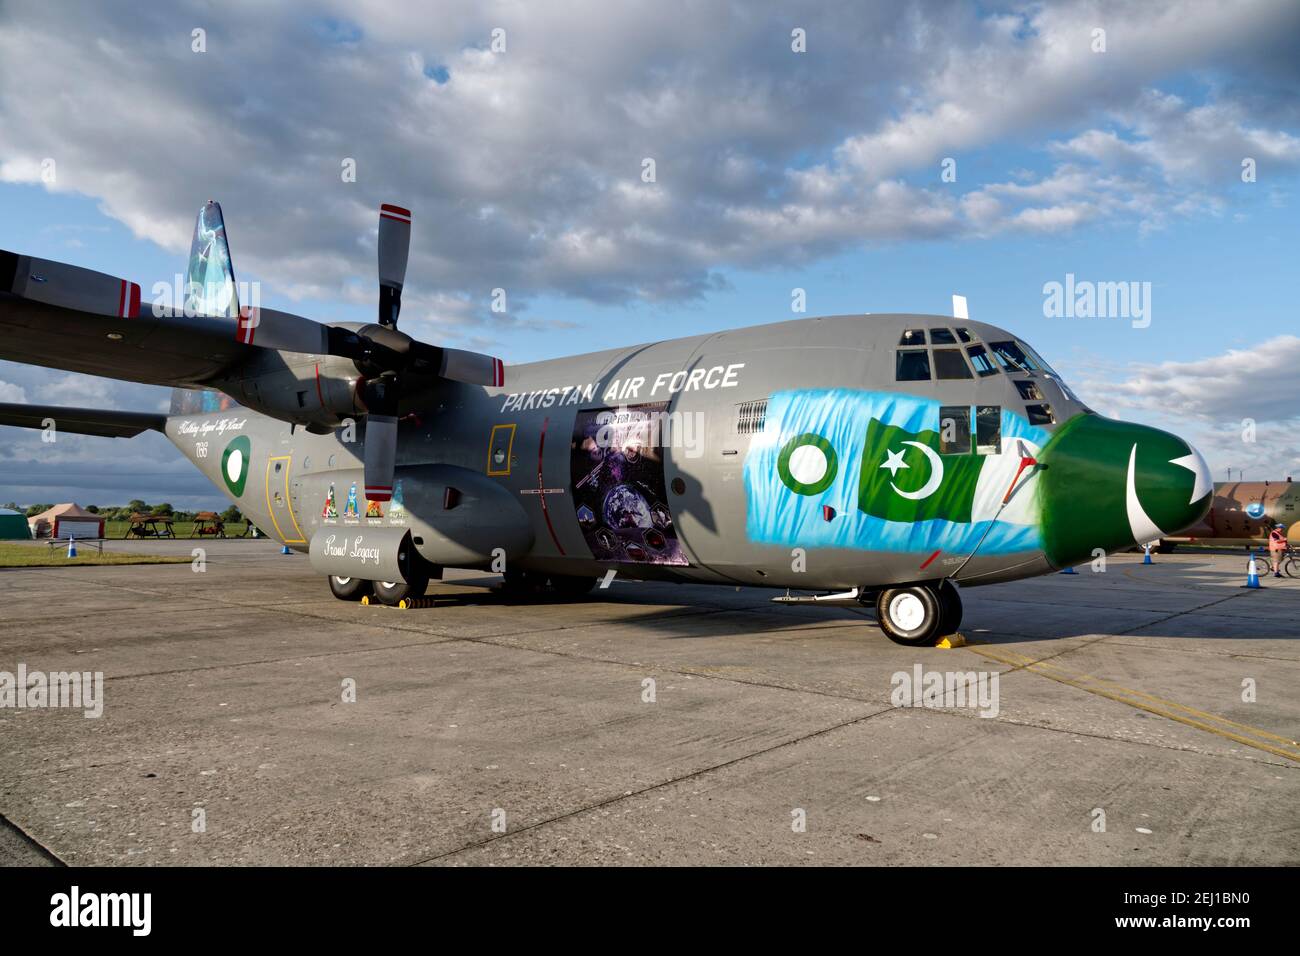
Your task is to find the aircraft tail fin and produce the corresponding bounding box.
[184,200,240,319]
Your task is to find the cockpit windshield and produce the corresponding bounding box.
[988,340,1039,374]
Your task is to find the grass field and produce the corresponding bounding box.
[0,541,193,568]
[100,519,256,539]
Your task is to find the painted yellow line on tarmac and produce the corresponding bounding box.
[969,644,1300,763]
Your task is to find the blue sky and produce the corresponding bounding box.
[1,0,1298,508]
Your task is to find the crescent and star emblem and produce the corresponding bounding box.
[879,441,944,500]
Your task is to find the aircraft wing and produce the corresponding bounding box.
[0,402,166,438]
[1,250,251,387]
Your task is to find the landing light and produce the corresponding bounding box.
[106,332,124,340]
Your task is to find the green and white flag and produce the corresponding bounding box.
[857,419,986,523]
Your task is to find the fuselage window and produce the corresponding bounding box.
[896,349,931,381]
[966,345,999,376]
[933,348,973,380]
[976,405,1001,454]
[899,329,927,346]
[954,327,973,343]
[1014,380,1044,400]
[930,328,957,344]
[939,405,972,455]
[1025,403,1056,425]
[989,340,1039,374]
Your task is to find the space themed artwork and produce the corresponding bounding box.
[570,403,688,566]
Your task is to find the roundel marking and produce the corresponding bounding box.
[777,433,838,496]
[221,434,252,497]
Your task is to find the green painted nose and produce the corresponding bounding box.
[1037,414,1212,568]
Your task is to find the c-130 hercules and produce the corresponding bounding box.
[0,201,1212,645]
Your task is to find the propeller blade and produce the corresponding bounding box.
[440,348,505,387]
[377,204,411,328]
[234,305,328,353]
[363,413,398,502]
[1,251,140,318]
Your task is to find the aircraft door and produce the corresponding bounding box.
[265,454,307,545]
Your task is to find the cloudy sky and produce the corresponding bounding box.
[1,0,1298,508]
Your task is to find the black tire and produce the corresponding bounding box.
[550,574,597,598]
[875,586,943,646]
[328,575,372,601]
[500,567,550,599]
[1280,554,1298,579]
[936,580,963,636]
[373,574,429,607]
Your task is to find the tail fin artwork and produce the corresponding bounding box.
[184,200,240,319]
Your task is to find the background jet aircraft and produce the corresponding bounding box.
[0,201,1213,645]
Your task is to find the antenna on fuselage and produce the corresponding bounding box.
[952,294,968,319]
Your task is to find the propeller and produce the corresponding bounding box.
[187,200,504,502]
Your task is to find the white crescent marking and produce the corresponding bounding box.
[891,440,944,500]
[226,448,243,482]
[1126,443,1166,543]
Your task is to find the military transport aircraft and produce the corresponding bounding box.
[0,201,1213,645]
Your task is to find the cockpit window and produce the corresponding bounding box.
[954,327,974,343]
[930,328,957,344]
[1025,403,1056,425]
[896,349,931,381]
[899,329,927,346]
[966,345,999,376]
[989,340,1039,374]
[1018,340,1060,377]
[933,348,973,380]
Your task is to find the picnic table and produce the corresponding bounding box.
[123,512,176,539]
[191,512,227,538]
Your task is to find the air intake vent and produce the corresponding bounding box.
[736,399,768,434]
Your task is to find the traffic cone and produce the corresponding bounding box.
[1142,543,1153,565]
[1059,565,1077,574]
[66,534,77,558]
[281,544,292,555]
[1245,553,1262,589]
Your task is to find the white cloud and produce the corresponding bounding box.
[0,0,1295,318]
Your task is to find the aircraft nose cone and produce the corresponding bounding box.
[1037,415,1213,568]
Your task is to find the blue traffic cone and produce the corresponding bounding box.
[281,544,292,555]
[66,534,77,558]
[1142,543,1153,565]
[1245,553,1262,589]
[1059,565,1077,574]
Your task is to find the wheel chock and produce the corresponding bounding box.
[360,595,372,606]
[397,596,438,609]
[936,633,966,649]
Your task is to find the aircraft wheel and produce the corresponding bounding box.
[875,586,943,646]
[328,575,372,601]
[373,574,429,607]
[550,573,597,598]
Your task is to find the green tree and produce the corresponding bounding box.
[127,499,147,514]
[220,505,243,523]
[26,504,53,517]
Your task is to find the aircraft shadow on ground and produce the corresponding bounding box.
[429,575,1299,645]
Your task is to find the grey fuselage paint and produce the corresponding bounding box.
[170,313,1087,592]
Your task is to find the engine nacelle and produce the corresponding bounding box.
[213,353,363,429]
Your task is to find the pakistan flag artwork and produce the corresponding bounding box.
[746,389,1051,557]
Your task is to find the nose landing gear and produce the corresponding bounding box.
[871,580,963,646]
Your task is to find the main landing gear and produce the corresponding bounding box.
[870,580,963,647]
[328,573,430,605]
